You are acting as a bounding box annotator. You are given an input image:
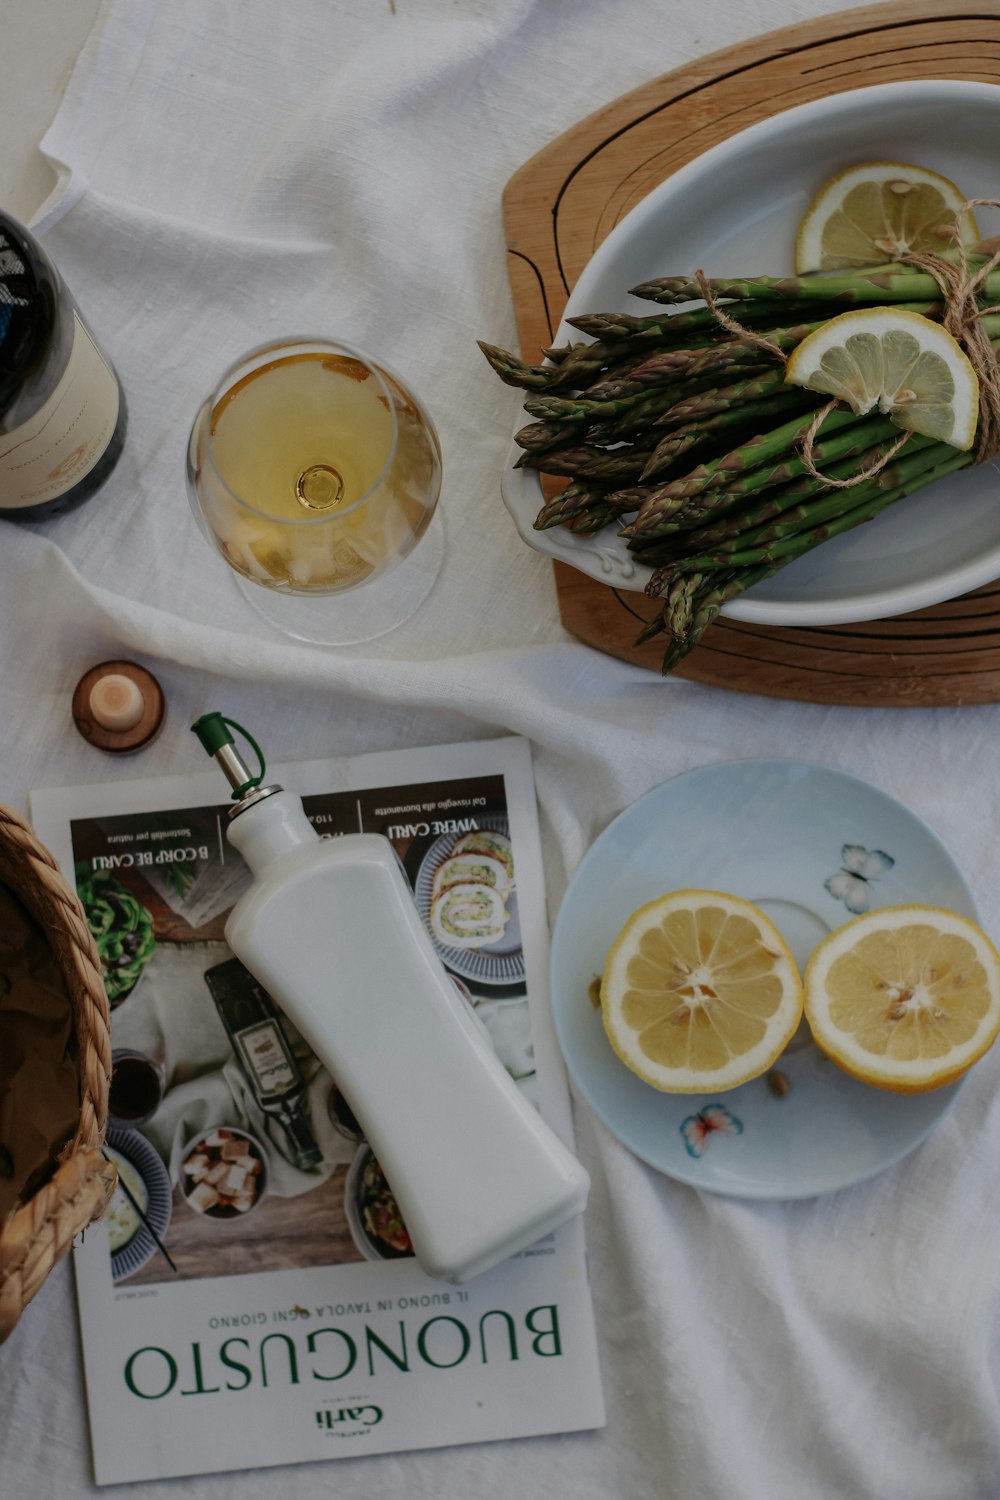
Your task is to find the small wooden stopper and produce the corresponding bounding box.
[89,674,144,731]
[72,661,165,754]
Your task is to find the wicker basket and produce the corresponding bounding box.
[0,804,116,1343]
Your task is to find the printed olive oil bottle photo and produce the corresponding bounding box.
[204,957,323,1171]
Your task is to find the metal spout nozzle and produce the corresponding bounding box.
[191,713,280,811]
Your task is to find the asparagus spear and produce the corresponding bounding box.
[638,389,818,481]
[629,411,921,543]
[648,451,972,671]
[650,446,973,586]
[517,443,655,483]
[477,342,555,391]
[585,302,938,398]
[539,343,577,364]
[534,482,608,530]
[656,433,940,553]
[625,405,856,537]
[523,364,764,426]
[513,417,590,452]
[567,302,820,341]
[629,260,994,306]
[544,303,819,389]
[568,501,624,534]
[657,565,775,671]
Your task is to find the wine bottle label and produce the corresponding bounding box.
[234,1019,297,1098]
[0,311,120,509]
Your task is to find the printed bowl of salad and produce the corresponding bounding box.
[76,869,157,1009]
[344,1146,414,1262]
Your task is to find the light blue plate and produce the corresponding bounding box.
[550,759,978,1199]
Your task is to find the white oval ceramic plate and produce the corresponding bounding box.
[501,80,1000,626]
[549,759,981,1198]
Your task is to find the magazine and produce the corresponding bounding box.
[31,736,604,1485]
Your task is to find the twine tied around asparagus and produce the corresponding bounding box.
[694,197,1000,489]
[906,198,1000,462]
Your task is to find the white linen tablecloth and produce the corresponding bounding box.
[3,2,1000,1496]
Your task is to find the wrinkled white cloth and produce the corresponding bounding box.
[4,1,1000,1497]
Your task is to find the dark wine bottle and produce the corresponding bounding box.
[0,210,127,520]
[203,957,323,1171]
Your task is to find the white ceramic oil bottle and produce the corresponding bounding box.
[191,714,589,1283]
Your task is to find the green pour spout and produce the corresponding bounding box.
[191,713,268,801]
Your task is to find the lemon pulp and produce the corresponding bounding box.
[795,161,978,273]
[804,905,1000,1093]
[601,890,803,1093]
[785,307,979,451]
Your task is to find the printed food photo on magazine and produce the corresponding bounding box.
[30,738,603,1486]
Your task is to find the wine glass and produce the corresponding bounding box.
[186,337,443,644]
[107,1048,167,1128]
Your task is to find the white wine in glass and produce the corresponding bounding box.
[186,338,443,643]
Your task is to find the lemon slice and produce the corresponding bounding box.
[795,161,979,273]
[785,307,979,450]
[804,905,1000,1093]
[601,889,803,1093]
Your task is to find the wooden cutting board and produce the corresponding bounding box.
[500,0,1000,706]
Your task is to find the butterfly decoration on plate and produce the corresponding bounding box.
[680,1104,744,1159]
[824,844,895,914]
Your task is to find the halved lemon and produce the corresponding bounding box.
[795,161,979,273]
[804,905,1000,1094]
[601,889,803,1093]
[785,307,979,450]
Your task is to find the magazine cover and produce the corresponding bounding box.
[31,737,604,1485]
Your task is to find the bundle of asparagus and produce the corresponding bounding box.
[481,261,998,672]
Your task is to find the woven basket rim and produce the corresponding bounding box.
[0,802,115,1343]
